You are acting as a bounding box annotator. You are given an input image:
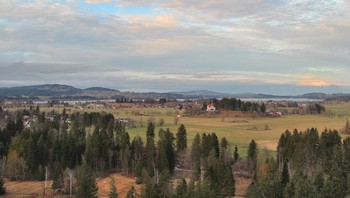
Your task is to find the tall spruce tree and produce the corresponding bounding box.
[131,136,144,178]
[145,137,156,177]
[185,180,196,198]
[205,151,235,197]
[126,185,136,198]
[314,172,324,196]
[0,177,5,195]
[174,178,187,198]
[247,139,258,175]
[141,172,157,198]
[158,169,173,197]
[146,122,155,138]
[74,163,98,198]
[321,162,348,198]
[234,146,239,163]
[191,133,201,180]
[211,133,220,158]
[157,128,175,174]
[51,161,64,191]
[220,137,229,162]
[293,172,317,198]
[343,137,350,172]
[176,124,187,153]
[281,161,289,187]
[343,119,350,134]
[109,177,118,198]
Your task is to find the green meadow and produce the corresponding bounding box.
[38,102,350,159]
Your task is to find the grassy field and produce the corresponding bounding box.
[38,102,350,159]
[324,101,350,117]
[125,113,347,158]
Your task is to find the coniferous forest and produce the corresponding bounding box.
[247,128,350,198]
[1,107,349,197]
[0,108,235,197]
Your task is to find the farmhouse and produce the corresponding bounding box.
[207,102,216,112]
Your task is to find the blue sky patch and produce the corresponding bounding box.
[79,2,118,14]
[79,2,153,15]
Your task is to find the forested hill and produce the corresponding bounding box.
[0,84,347,100]
[0,84,231,99]
[0,84,81,96]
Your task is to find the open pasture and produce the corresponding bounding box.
[40,102,350,158]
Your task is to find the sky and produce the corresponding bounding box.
[1,0,350,95]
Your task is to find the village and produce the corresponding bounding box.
[0,97,326,130]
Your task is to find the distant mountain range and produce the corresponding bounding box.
[0,84,347,100]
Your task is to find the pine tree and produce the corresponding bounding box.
[176,124,187,153]
[247,139,258,175]
[343,137,350,172]
[191,133,201,180]
[157,128,176,174]
[260,103,266,113]
[158,169,173,197]
[145,137,156,177]
[234,146,239,163]
[131,136,144,178]
[141,170,158,198]
[281,161,289,186]
[211,133,220,157]
[0,177,5,195]
[259,158,283,198]
[293,172,317,198]
[35,105,40,115]
[205,151,235,197]
[284,180,295,198]
[109,177,118,198]
[185,180,196,198]
[157,118,165,126]
[146,122,155,138]
[126,185,136,198]
[74,163,98,198]
[321,164,348,198]
[51,161,64,191]
[314,172,324,196]
[343,119,350,134]
[174,178,187,198]
[220,137,230,162]
[195,180,216,198]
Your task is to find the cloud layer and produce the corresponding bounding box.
[0,0,349,94]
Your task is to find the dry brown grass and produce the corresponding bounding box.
[2,179,50,198]
[234,176,252,198]
[97,173,141,198]
[1,174,141,198]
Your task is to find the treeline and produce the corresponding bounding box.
[305,103,325,114]
[141,131,235,198]
[247,128,350,198]
[209,98,266,113]
[0,110,236,197]
[325,95,350,102]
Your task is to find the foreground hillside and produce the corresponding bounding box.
[1,174,250,198]
[2,174,140,198]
